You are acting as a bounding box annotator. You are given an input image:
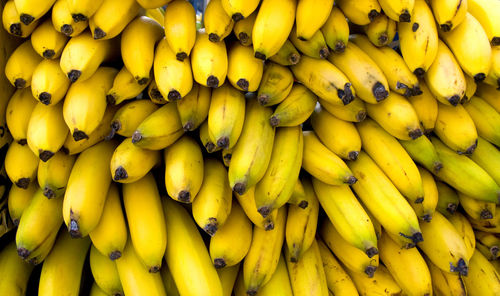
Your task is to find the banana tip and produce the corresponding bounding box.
[356,111,367,122]
[131,131,142,143]
[67,70,81,83]
[492,37,500,46]
[232,13,243,22]
[409,129,423,140]
[474,73,486,83]
[298,200,308,209]
[13,219,19,226]
[440,23,452,32]
[149,265,161,273]
[422,214,432,222]
[17,247,30,259]
[136,77,149,85]
[213,258,226,269]
[450,258,468,276]
[399,10,411,22]
[257,206,271,218]
[233,183,246,195]
[216,136,229,149]
[364,265,377,278]
[238,32,249,45]
[69,219,82,238]
[109,251,122,260]
[14,78,26,88]
[372,82,389,102]
[413,68,425,77]
[368,10,380,21]
[208,33,220,43]
[93,27,106,40]
[378,34,388,46]
[39,150,54,162]
[465,139,478,155]
[9,24,22,36]
[204,219,218,236]
[113,166,128,181]
[205,142,216,153]
[339,83,354,105]
[246,289,258,296]
[39,92,52,105]
[348,151,359,161]
[319,47,330,59]
[42,50,55,59]
[415,197,424,204]
[345,175,357,185]
[289,53,300,65]
[61,25,74,36]
[237,79,249,91]
[411,232,424,244]
[207,75,219,88]
[366,246,379,258]
[71,13,87,22]
[183,121,194,131]
[480,209,494,220]
[254,51,266,60]
[269,116,280,127]
[106,94,116,105]
[72,129,89,141]
[43,186,56,199]
[334,41,345,54]
[447,203,458,215]
[176,52,188,62]
[19,13,34,25]
[15,178,30,189]
[264,220,274,231]
[178,190,191,203]
[168,90,181,101]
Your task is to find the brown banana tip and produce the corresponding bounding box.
[213,258,227,269]
[93,27,106,39]
[364,265,377,278]
[319,47,330,59]
[9,23,22,36]
[136,77,149,85]
[207,75,219,88]
[17,247,30,259]
[264,220,275,231]
[399,10,411,22]
[409,128,423,140]
[424,128,433,136]
[205,142,216,153]
[298,200,309,209]
[411,232,424,243]
[490,246,499,257]
[223,152,232,162]
[216,136,229,148]
[465,139,478,155]
[412,23,420,32]
[39,92,52,105]
[106,121,120,141]
[378,34,388,45]
[338,83,354,105]
[422,214,432,222]
[413,68,425,77]
[68,70,81,82]
[334,41,346,53]
[433,162,443,173]
[257,94,269,105]
[71,13,87,22]
[269,116,280,127]
[372,82,389,102]
[233,183,246,195]
[232,13,244,22]
[492,37,500,46]
[69,219,82,238]
[289,53,300,65]
[415,197,424,204]
[440,23,452,32]
[168,90,182,101]
[20,14,34,25]
[178,190,191,203]
[72,129,89,141]
[109,251,122,260]
[290,256,299,262]
[42,49,55,59]
[246,288,258,296]
[43,186,56,199]
[208,33,220,43]
[39,150,54,162]
[113,166,128,181]
[61,24,74,36]
[204,218,218,236]
[447,203,458,214]
[237,79,249,91]
[238,32,249,45]
[474,73,486,83]
[176,52,188,62]
[368,10,380,21]
[15,178,30,189]
[149,87,163,100]
[131,131,142,143]
[366,247,379,258]
[18,139,27,145]
[450,258,468,276]
[13,219,19,226]
[257,206,271,218]
[149,265,161,273]
[345,175,357,185]
[356,111,367,122]
[14,78,26,88]
[348,151,359,161]
[183,121,194,131]
[480,209,494,220]
[254,51,266,60]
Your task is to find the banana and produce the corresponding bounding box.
[218,263,240,296]
[468,205,500,233]
[123,173,167,272]
[89,0,140,40]
[475,231,500,260]
[254,126,303,217]
[448,212,476,259]
[5,141,38,189]
[90,245,124,296]
[30,19,68,60]
[397,0,438,76]
[425,255,467,296]
[379,0,414,22]
[52,0,88,37]
[429,0,468,31]
[435,181,460,217]
[5,40,42,88]
[108,99,158,139]
[160,264,180,296]
[318,97,367,123]
[462,249,500,295]
[115,239,166,296]
[154,37,193,101]
[321,6,349,53]
[358,118,424,203]
[468,0,500,45]
[233,11,257,46]
[269,84,317,127]
[430,136,500,203]
[440,13,491,82]
[222,147,232,167]
[176,83,211,131]
[210,202,252,268]
[459,192,495,220]
[470,137,500,186]
[290,26,330,59]
[317,240,358,296]
[320,219,379,277]
[269,40,301,66]
[351,34,420,97]
[424,40,466,106]
[476,82,500,113]
[0,241,34,295]
[410,167,438,222]
[7,182,37,225]
[363,13,396,47]
[13,0,56,25]
[243,206,287,295]
[313,178,378,257]
[252,0,296,60]
[131,102,184,150]
[367,92,424,140]
[227,42,264,92]
[110,137,161,183]
[148,79,168,104]
[106,67,151,105]
[66,0,104,22]
[37,150,75,198]
[220,0,259,22]
[136,0,170,9]
[462,73,478,104]
[63,140,117,238]
[476,239,498,260]
[2,0,39,37]
[145,7,166,24]
[200,120,221,153]
[164,135,204,203]
[407,80,438,133]
[228,99,275,195]
[6,88,37,144]
[335,0,381,25]
[400,136,442,174]
[163,198,223,296]
[349,264,402,295]
[192,159,232,236]
[464,96,500,147]
[379,231,432,296]
[295,0,333,41]
[257,62,293,106]
[121,16,164,85]
[89,183,127,260]
[485,45,500,89]
[235,187,278,230]
[31,59,70,106]
[191,31,228,88]
[15,188,62,262]
[328,42,389,103]
[164,0,196,61]
[285,178,320,261]
[204,0,233,42]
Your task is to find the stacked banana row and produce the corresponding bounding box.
[1,0,500,295]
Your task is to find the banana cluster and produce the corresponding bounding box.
[1,0,500,295]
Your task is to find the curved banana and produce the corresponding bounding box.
[66,0,104,22]
[220,0,259,22]
[108,99,158,139]
[222,147,232,167]
[6,88,37,144]
[378,0,414,22]
[348,264,402,295]
[136,0,170,9]
[464,96,500,147]
[290,26,330,59]
[5,40,42,88]
[468,205,500,233]
[176,83,211,131]
[145,7,166,24]
[37,150,75,198]
[218,263,240,296]
[228,42,264,92]
[107,66,151,105]
[485,45,500,89]
[30,18,68,59]
[475,231,500,260]
[318,97,366,123]
[2,0,39,38]
[468,0,500,46]
[235,188,278,230]
[52,0,89,37]
[470,137,500,186]
[200,120,221,153]
[363,13,396,47]
[5,141,38,189]
[89,0,140,40]
[13,0,56,25]
[31,59,70,106]
[269,84,317,127]
[335,0,381,25]
[164,0,196,61]
[191,31,228,88]
[7,182,37,226]
[233,11,257,46]
[429,0,468,31]
[295,0,333,41]
[257,62,293,106]
[204,0,233,42]
[321,6,349,53]
[160,264,180,296]
[407,80,437,133]
[90,245,124,296]
[410,167,438,222]
[458,192,495,220]
[463,250,500,295]
[400,135,442,174]
[425,254,467,296]
[435,181,459,217]
[0,241,34,295]
[317,240,358,296]
[448,212,476,259]
[268,40,301,66]
[476,82,500,113]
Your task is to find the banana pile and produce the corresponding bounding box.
[0,0,500,295]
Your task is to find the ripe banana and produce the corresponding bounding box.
[5,40,42,88]
[321,6,349,53]
[459,192,495,220]
[31,59,70,106]
[476,82,500,113]
[270,84,317,127]
[176,84,211,131]
[429,0,467,32]
[365,14,397,49]
[335,0,381,25]
[52,0,89,37]
[349,264,402,295]
[464,96,500,147]
[107,67,151,105]
[147,78,168,104]
[108,100,158,139]
[136,0,170,9]
[407,80,438,133]
[425,254,467,296]
[485,45,500,89]
[227,42,264,92]
[2,0,39,38]
[30,19,68,59]
[318,97,367,123]
[462,249,500,295]
[191,31,228,88]
[435,181,460,217]
[89,0,140,40]
[6,88,36,143]
[66,0,104,22]
[0,241,34,295]
[5,141,38,189]
[463,73,478,104]
[257,62,293,106]
[160,264,180,296]
[235,187,278,230]
[90,245,124,296]
[317,240,358,296]
[468,205,500,233]
[218,263,240,296]
[204,0,234,42]
[199,120,220,153]
[164,0,196,61]
[295,0,333,41]
[400,135,442,174]
[221,0,259,21]
[448,212,476,259]
[470,137,500,186]
[233,11,257,46]
[13,0,56,25]
[268,40,301,66]
[7,181,37,226]
[289,26,330,59]
[475,231,500,260]
[411,167,438,222]
[37,150,75,198]
[468,0,500,45]
[287,179,308,208]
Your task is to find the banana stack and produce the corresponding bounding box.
[1,0,500,295]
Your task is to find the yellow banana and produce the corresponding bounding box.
[470,137,500,186]
[476,82,500,113]
[317,240,358,296]
[164,197,223,295]
[435,181,460,217]
[468,205,500,233]
[269,40,301,66]
[254,126,303,216]
[200,120,221,153]
[286,178,320,261]
[462,73,478,104]
[176,83,211,131]
[164,0,196,61]
[164,135,204,203]
[378,0,414,22]
[459,192,495,220]
[321,6,349,53]
[2,0,38,38]
[429,0,467,31]
[191,31,228,88]
[485,45,500,89]
[290,26,330,59]
[89,0,140,40]
[227,42,264,92]
[222,147,232,167]
[269,84,317,127]
[448,212,476,259]
[468,0,500,45]
[464,96,500,147]
[219,265,240,296]
[252,0,296,60]
[31,59,70,106]
[407,80,438,133]
[5,141,38,189]
[66,0,104,22]
[160,263,180,296]
[52,0,88,37]
[147,78,168,104]
[7,181,37,226]
[318,97,366,123]
[6,88,37,144]
[0,241,34,295]
[349,264,402,294]
[425,254,467,296]
[475,231,500,260]
[287,179,309,208]
[30,19,68,60]
[106,67,151,105]
[335,0,381,25]
[153,37,193,101]
[462,249,500,295]
[257,62,293,106]
[221,0,259,21]
[63,140,117,238]
[410,166,438,222]
[228,99,275,195]
[136,0,170,9]
[108,100,158,139]
[235,188,278,230]
[210,202,252,268]
[400,134,442,174]
[37,150,75,198]
[13,0,56,25]
[121,16,164,85]
[90,245,124,296]
[89,183,127,260]
[145,7,165,24]
[364,13,396,47]
[5,40,42,89]
[233,11,257,46]
[132,102,184,150]
[295,0,333,41]
[204,0,233,42]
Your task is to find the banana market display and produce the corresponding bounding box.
[1,0,500,295]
